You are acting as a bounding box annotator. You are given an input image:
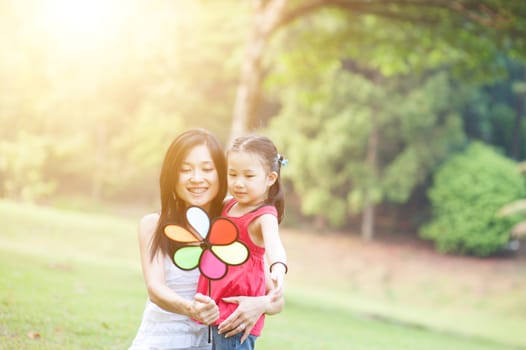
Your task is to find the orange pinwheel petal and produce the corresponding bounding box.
[208,218,238,245]
[164,225,200,243]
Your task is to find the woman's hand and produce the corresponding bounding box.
[189,293,219,325]
[217,287,285,344]
[217,292,278,343]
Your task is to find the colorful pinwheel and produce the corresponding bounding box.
[164,206,249,280]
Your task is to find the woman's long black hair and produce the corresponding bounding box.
[149,129,227,260]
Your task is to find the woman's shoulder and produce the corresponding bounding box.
[138,213,160,239]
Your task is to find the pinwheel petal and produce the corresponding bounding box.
[173,246,202,270]
[165,225,200,243]
[187,207,210,238]
[200,249,227,280]
[211,241,249,265]
[208,218,238,245]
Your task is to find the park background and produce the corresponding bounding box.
[1,1,526,349]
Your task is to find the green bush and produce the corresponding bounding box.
[420,142,525,257]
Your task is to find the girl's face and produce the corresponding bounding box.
[176,143,219,212]
[227,151,276,207]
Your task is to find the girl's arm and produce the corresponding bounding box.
[263,261,285,315]
[259,214,287,289]
[138,213,219,325]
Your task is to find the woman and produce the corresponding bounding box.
[129,129,283,350]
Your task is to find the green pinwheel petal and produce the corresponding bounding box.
[173,246,202,270]
[211,242,249,266]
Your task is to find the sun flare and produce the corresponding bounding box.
[37,0,125,51]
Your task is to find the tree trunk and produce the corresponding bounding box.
[91,124,106,201]
[229,0,288,143]
[361,111,379,240]
[511,92,524,160]
[361,193,375,241]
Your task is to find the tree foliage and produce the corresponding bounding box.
[248,0,526,236]
[268,67,466,227]
[420,142,525,256]
[231,0,526,138]
[0,1,246,202]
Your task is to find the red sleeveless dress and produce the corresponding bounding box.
[196,199,277,336]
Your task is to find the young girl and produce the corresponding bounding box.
[197,134,288,350]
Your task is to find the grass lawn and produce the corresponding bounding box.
[1,199,525,349]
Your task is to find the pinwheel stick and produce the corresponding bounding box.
[208,278,212,343]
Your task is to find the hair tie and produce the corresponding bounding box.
[275,153,288,167]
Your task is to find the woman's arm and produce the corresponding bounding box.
[138,213,219,325]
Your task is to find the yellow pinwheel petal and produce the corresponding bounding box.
[211,242,249,266]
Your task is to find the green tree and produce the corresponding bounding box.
[0,1,246,202]
[421,142,525,256]
[0,132,56,201]
[228,0,526,239]
[230,0,526,140]
[495,161,526,245]
[268,69,465,237]
[462,57,526,160]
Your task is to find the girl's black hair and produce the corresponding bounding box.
[228,134,285,223]
[150,129,227,260]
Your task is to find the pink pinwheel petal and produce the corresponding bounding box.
[200,249,227,280]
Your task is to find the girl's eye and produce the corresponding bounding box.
[180,167,192,173]
[203,167,214,173]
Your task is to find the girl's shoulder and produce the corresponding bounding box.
[222,195,234,206]
[254,204,278,217]
[223,196,235,207]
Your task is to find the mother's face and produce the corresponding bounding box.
[175,143,220,212]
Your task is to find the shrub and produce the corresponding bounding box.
[420,142,525,257]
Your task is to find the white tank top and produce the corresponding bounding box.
[129,256,211,350]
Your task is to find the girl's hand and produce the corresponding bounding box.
[217,295,270,343]
[190,293,219,325]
